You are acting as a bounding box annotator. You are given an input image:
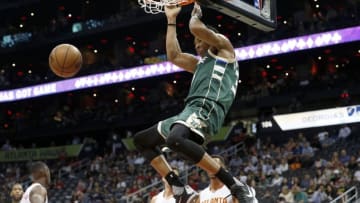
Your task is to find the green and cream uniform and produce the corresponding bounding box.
[158,50,239,143]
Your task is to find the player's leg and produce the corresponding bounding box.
[133,125,165,164]
[133,124,187,195]
[166,124,257,202]
[166,124,235,186]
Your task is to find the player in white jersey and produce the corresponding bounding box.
[151,168,178,203]
[20,161,50,203]
[195,155,257,203]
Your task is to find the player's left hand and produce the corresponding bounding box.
[165,5,182,19]
[191,2,202,19]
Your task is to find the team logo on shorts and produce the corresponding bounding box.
[186,113,207,129]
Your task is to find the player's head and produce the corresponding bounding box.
[30,161,51,187]
[209,155,226,179]
[10,183,23,201]
[194,25,219,57]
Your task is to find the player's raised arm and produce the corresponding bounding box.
[165,6,198,73]
[29,185,47,203]
[189,3,234,55]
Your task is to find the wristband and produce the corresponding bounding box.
[168,23,176,26]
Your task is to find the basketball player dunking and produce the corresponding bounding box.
[195,156,257,203]
[150,168,179,203]
[20,161,50,203]
[134,3,257,203]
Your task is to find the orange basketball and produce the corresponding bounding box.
[49,44,82,78]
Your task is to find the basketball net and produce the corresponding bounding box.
[138,0,193,14]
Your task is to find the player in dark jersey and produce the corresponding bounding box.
[134,3,256,203]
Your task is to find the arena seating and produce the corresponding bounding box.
[1,123,359,202]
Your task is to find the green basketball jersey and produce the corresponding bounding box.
[184,50,239,133]
[158,51,239,139]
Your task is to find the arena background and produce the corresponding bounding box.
[0,0,359,202]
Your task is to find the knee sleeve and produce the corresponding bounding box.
[133,125,165,161]
[166,124,206,163]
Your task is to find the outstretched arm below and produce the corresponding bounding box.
[30,185,47,203]
[165,6,198,73]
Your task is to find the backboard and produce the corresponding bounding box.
[197,0,277,32]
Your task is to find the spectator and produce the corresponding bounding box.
[348,156,358,170]
[1,140,12,151]
[292,143,303,157]
[338,125,351,139]
[229,156,243,168]
[133,155,145,165]
[309,184,330,203]
[10,183,23,203]
[325,185,337,201]
[262,189,277,203]
[339,149,350,166]
[300,174,311,189]
[314,157,327,169]
[293,185,308,203]
[244,161,257,174]
[278,197,287,203]
[271,172,283,187]
[301,142,314,158]
[290,157,301,171]
[71,190,90,203]
[318,132,335,148]
[279,185,294,203]
[276,158,289,174]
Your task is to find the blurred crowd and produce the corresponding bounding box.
[157,125,359,203]
[2,123,359,203]
[237,126,360,203]
[1,76,189,135]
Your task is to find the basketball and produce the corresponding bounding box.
[179,0,195,6]
[49,44,82,78]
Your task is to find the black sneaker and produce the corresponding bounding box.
[230,179,258,203]
[174,185,198,203]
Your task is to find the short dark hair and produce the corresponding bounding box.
[11,183,22,191]
[30,161,48,174]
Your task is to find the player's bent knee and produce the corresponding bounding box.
[133,125,163,150]
[166,130,186,151]
[166,125,206,163]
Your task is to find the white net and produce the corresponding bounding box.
[138,0,183,14]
